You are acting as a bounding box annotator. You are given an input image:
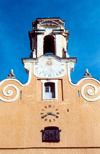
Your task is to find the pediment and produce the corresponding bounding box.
[39,20,61,28]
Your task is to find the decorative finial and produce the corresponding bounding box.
[84,69,92,78]
[7,69,15,79]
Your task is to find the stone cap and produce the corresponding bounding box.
[84,69,92,78]
[7,69,15,79]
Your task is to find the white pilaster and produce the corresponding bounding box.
[37,35,43,57]
[55,34,62,57]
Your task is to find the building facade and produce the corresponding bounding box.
[0,18,100,154]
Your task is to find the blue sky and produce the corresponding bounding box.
[0,0,100,83]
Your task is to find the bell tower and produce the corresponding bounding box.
[22,17,77,101]
[29,18,70,58]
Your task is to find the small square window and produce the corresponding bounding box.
[41,80,58,100]
[41,127,61,142]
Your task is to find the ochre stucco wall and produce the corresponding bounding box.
[0,62,100,153]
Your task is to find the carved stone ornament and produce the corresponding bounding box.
[7,69,15,79]
[84,69,92,78]
[34,57,65,78]
[39,20,61,28]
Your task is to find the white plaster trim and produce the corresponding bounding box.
[67,63,100,86]
[81,83,100,102]
[0,63,31,102]
[41,80,58,101]
[0,84,19,102]
[0,63,31,87]
[67,63,100,102]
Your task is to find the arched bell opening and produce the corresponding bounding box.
[44,35,55,55]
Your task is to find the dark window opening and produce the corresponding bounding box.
[78,90,80,97]
[44,36,55,55]
[20,91,22,99]
[41,126,61,142]
[44,82,55,99]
